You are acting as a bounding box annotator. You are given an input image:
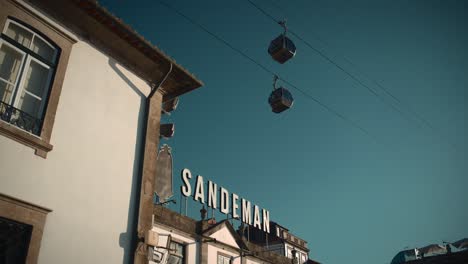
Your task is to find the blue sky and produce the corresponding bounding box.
[100,0,467,263]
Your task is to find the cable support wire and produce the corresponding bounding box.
[246,0,457,150]
[254,0,436,131]
[246,0,412,120]
[156,0,377,142]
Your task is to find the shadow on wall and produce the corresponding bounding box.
[108,58,148,264]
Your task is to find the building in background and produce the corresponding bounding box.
[390,238,468,264]
[244,221,313,264]
[391,249,468,264]
[0,0,202,263]
[413,250,468,264]
[149,206,320,264]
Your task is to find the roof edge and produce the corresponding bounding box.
[89,0,204,88]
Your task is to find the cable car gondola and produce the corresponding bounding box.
[268,20,296,64]
[268,76,294,113]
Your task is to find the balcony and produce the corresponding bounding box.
[0,100,42,136]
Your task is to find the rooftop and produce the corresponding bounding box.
[26,0,203,101]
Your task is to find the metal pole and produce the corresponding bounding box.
[179,194,182,214]
[185,196,188,216]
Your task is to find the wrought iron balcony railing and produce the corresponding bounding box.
[0,100,43,136]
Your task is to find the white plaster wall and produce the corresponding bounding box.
[210,226,238,248]
[207,244,241,264]
[0,3,152,263]
[245,258,262,264]
[150,223,280,264]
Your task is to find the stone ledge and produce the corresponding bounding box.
[0,121,53,158]
[0,193,52,214]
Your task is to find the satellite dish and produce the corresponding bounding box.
[154,144,173,202]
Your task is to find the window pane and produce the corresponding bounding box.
[5,22,33,48]
[0,81,15,104]
[22,60,50,98]
[0,43,24,84]
[167,255,182,264]
[31,37,56,63]
[0,217,33,264]
[17,91,41,118]
[218,255,230,264]
[176,244,183,255]
[169,241,184,264]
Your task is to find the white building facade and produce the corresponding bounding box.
[244,221,314,264]
[0,0,202,263]
[149,206,297,264]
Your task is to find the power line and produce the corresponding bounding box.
[342,59,436,130]
[246,0,424,127]
[246,0,458,151]
[270,0,436,131]
[156,0,377,142]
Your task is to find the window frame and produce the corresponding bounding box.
[0,0,76,159]
[217,252,232,264]
[0,216,33,263]
[0,38,27,103]
[1,18,59,135]
[167,240,186,264]
[13,53,55,121]
[0,193,52,264]
[2,18,59,65]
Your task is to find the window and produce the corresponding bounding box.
[217,254,231,264]
[0,19,59,135]
[0,216,33,264]
[167,241,185,264]
[286,246,295,259]
[0,5,75,158]
[0,194,52,264]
